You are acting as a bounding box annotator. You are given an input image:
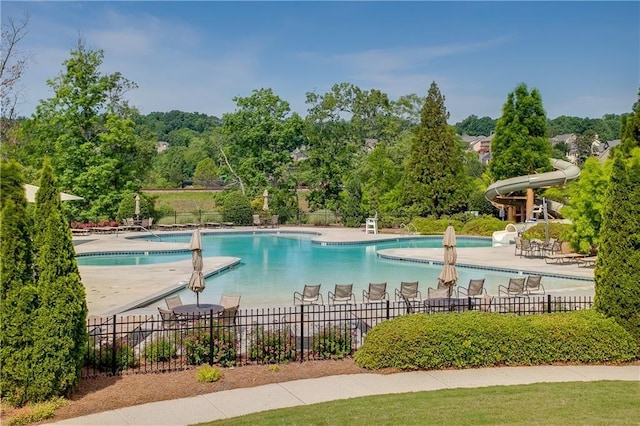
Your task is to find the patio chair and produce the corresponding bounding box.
[328,284,355,304]
[425,286,453,313]
[165,295,183,310]
[498,277,527,297]
[157,307,180,329]
[457,278,487,298]
[520,239,541,258]
[395,281,421,302]
[270,214,279,228]
[219,306,239,327]
[219,294,241,309]
[253,214,262,228]
[294,284,323,305]
[427,286,451,299]
[400,293,421,314]
[525,275,545,295]
[542,239,562,257]
[514,236,523,257]
[362,282,388,303]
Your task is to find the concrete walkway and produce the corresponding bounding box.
[50,365,639,425]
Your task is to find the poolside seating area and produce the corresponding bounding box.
[83,291,594,378]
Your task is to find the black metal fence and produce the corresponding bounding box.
[83,295,593,378]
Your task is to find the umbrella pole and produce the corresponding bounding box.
[196,292,200,307]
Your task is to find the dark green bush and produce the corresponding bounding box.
[86,342,137,372]
[311,325,354,359]
[249,326,297,363]
[143,338,177,362]
[461,215,510,236]
[523,222,572,241]
[412,217,463,235]
[354,310,637,370]
[183,322,238,367]
[221,191,252,225]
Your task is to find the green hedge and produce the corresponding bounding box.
[412,217,463,234]
[460,216,509,236]
[522,222,572,241]
[354,311,637,370]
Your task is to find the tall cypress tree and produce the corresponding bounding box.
[619,89,640,156]
[402,81,468,216]
[594,153,640,341]
[490,83,552,181]
[30,161,88,401]
[0,160,38,406]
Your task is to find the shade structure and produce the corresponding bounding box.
[24,184,83,203]
[262,189,269,211]
[438,225,458,295]
[187,229,206,306]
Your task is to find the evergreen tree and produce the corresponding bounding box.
[30,162,88,401]
[402,81,468,216]
[594,153,640,341]
[489,84,552,181]
[618,88,640,156]
[0,160,38,406]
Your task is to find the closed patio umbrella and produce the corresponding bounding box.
[134,194,141,220]
[262,189,269,211]
[187,229,206,307]
[438,225,458,296]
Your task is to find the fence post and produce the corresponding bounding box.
[547,294,552,313]
[174,210,177,224]
[468,296,472,311]
[199,209,202,224]
[386,300,390,320]
[209,309,214,365]
[111,314,117,376]
[299,304,305,362]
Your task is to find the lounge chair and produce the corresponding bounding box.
[219,294,241,309]
[498,277,526,297]
[525,275,545,295]
[578,256,597,268]
[165,295,183,310]
[400,293,421,314]
[219,306,239,327]
[362,282,388,303]
[395,281,421,302]
[542,239,562,257]
[457,278,487,298]
[514,236,523,257]
[294,284,323,305]
[328,284,355,304]
[520,239,541,258]
[158,307,180,329]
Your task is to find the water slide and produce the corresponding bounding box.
[485,159,581,244]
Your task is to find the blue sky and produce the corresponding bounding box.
[3,1,639,123]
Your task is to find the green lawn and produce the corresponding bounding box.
[144,190,219,213]
[200,381,639,425]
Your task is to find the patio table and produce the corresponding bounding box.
[173,304,223,318]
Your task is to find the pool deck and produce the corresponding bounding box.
[73,226,594,316]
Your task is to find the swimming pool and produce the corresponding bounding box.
[77,232,593,307]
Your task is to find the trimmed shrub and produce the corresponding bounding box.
[183,322,238,367]
[460,216,510,236]
[5,397,68,426]
[197,365,222,383]
[249,327,297,363]
[412,217,463,235]
[311,325,354,359]
[143,338,177,362]
[86,342,137,372]
[354,310,637,370]
[221,191,252,225]
[522,222,572,242]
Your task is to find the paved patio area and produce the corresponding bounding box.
[74,226,594,316]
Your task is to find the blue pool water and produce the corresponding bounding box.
[77,233,593,307]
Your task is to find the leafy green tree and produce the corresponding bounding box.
[0,160,38,406]
[193,158,220,187]
[401,81,469,216]
[19,40,154,220]
[489,84,552,181]
[222,88,304,196]
[562,157,608,253]
[575,129,597,166]
[31,161,87,401]
[619,89,640,156]
[594,152,640,341]
[454,115,496,136]
[340,175,365,227]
